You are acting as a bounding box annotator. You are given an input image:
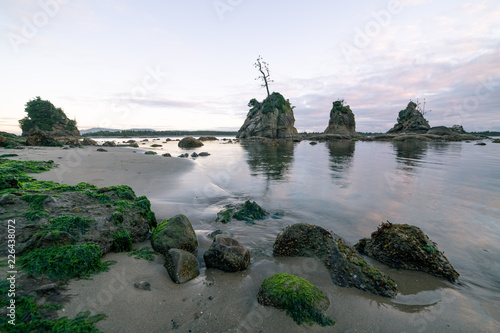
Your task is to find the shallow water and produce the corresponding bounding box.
[131,138,500,330]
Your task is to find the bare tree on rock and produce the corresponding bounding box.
[255,55,273,98]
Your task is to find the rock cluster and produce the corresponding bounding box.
[237,92,298,139]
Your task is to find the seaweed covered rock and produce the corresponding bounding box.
[273,223,398,297]
[237,92,298,139]
[355,222,459,282]
[257,273,334,327]
[178,136,204,148]
[0,162,155,255]
[324,99,357,136]
[151,214,198,255]
[203,235,250,272]
[215,200,268,224]
[164,248,200,284]
[113,229,133,252]
[387,101,430,134]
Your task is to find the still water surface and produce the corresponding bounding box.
[130,138,500,330]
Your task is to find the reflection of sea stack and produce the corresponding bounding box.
[324,100,357,136]
[236,92,298,139]
[387,101,430,134]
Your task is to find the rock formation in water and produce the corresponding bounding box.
[356,221,459,282]
[324,100,357,136]
[387,101,430,134]
[236,92,298,139]
[20,97,81,146]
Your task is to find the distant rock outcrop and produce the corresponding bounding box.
[324,100,357,136]
[236,92,298,139]
[387,101,430,134]
[20,97,81,146]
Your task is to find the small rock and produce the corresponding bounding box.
[191,152,199,157]
[151,215,198,255]
[198,152,210,156]
[162,153,172,157]
[97,148,107,152]
[310,141,318,145]
[134,281,151,291]
[164,248,200,284]
[204,235,250,272]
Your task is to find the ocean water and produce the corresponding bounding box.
[109,137,500,331]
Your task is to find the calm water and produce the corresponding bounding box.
[118,137,500,330]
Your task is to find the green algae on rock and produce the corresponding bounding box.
[113,229,133,252]
[273,223,398,297]
[356,221,460,282]
[151,214,198,255]
[19,243,111,280]
[257,273,335,327]
[215,200,268,224]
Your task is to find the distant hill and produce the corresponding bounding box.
[80,128,154,134]
[82,129,238,137]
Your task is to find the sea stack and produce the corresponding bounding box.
[387,101,430,134]
[236,92,298,139]
[324,100,357,136]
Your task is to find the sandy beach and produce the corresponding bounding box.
[3,144,499,332]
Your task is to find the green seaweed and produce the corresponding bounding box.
[113,229,133,252]
[259,273,335,326]
[145,151,157,155]
[233,200,268,221]
[216,209,233,224]
[19,243,110,280]
[21,193,50,221]
[128,246,158,262]
[49,215,93,236]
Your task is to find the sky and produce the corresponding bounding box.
[1,0,499,134]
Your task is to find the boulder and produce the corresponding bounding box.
[215,200,268,224]
[164,248,200,284]
[198,136,218,141]
[178,137,204,148]
[492,139,500,144]
[356,221,459,282]
[273,223,398,297]
[324,100,356,136]
[151,215,198,255]
[102,141,116,147]
[236,92,298,139]
[203,235,250,272]
[451,125,466,134]
[257,273,334,327]
[387,101,430,134]
[82,138,97,146]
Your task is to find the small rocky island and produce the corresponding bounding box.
[324,99,357,137]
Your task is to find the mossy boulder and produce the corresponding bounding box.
[257,273,334,327]
[215,200,268,224]
[203,235,250,272]
[151,215,198,255]
[178,137,204,148]
[164,248,200,284]
[356,221,459,282]
[273,223,398,297]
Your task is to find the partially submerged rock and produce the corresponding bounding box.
[164,248,200,284]
[356,221,459,282]
[215,200,268,224]
[237,92,298,139]
[273,223,398,297]
[203,235,250,272]
[257,273,334,327]
[324,99,357,136]
[151,214,198,255]
[178,137,204,148]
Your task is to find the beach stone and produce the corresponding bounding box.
[198,152,210,156]
[492,139,500,143]
[257,273,334,326]
[191,152,198,157]
[178,137,204,148]
[134,281,151,291]
[178,153,189,158]
[310,141,318,145]
[475,142,486,146]
[164,248,200,284]
[102,141,116,147]
[356,221,460,282]
[198,136,218,141]
[151,144,162,147]
[273,223,398,297]
[207,230,233,238]
[151,214,198,255]
[96,148,107,152]
[215,200,268,224]
[204,235,250,272]
[162,153,171,157]
[82,137,97,146]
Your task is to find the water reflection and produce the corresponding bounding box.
[326,141,355,185]
[392,141,428,173]
[240,141,295,181]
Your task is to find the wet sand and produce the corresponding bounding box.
[3,145,498,332]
